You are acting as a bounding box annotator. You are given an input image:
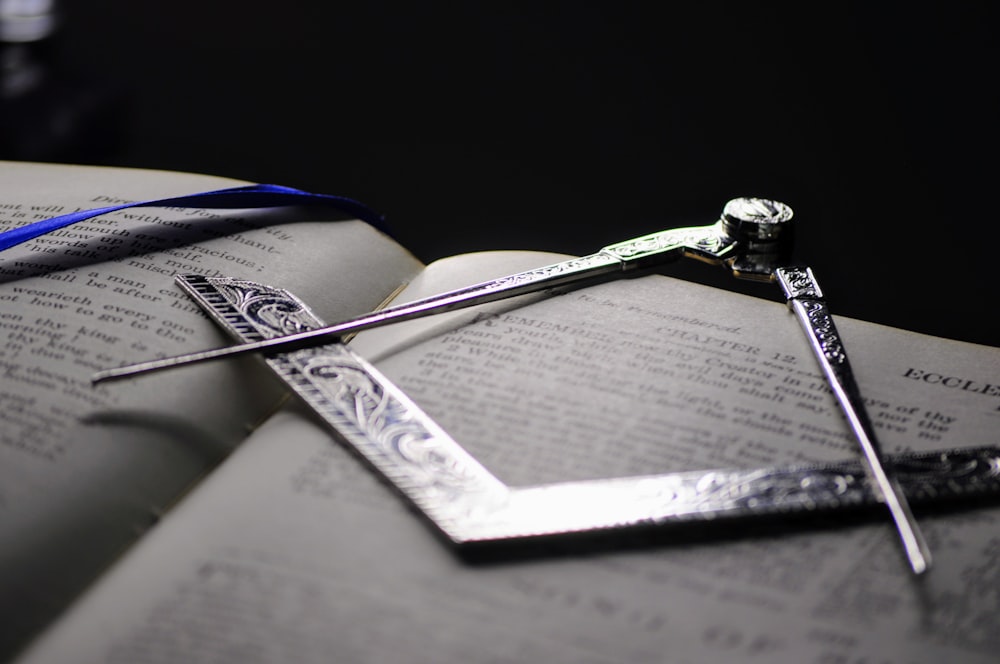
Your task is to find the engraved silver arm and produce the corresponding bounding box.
[776,266,933,574]
[91,197,792,384]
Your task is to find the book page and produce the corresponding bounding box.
[349,250,575,361]
[0,161,423,658]
[15,260,1000,663]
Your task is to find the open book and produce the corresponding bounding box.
[3,161,999,663]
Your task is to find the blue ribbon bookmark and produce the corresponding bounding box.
[0,183,388,252]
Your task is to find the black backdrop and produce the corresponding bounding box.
[3,1,997,347]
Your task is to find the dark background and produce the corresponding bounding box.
[2,1,997,347]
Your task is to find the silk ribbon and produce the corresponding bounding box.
[0,183,387,252]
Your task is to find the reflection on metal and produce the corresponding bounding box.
[176,273,1000,552]
[93,197,795,382]
[777,266,933,573]
[100,196,933,573]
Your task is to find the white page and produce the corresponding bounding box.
[15,263,1000,664]
[0,161,423,657]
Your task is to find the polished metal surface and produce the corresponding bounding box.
[776,266,932,574]
[175,273,1000,547]
[92,196,794,383]
[99,197,932,571]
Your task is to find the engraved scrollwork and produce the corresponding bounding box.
[182,274,1000,546]
[802,300,846,365]
[603,226,729,261]
[634,466,865,518]
[215,280,313,337]
[212,278,495,500]
[777,266,822,300]
[293,348,486,494]
[617,448,1000,524]
[483,253,620,292]
[890,450,1000,500]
